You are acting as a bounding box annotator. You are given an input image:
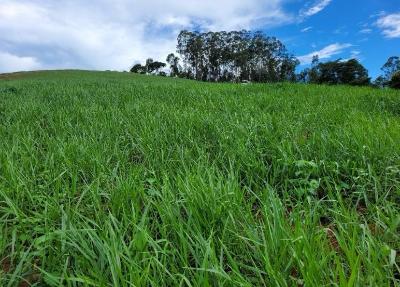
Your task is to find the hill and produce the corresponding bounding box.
[0,70,399,286]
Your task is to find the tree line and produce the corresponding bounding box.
[131,30,400,89]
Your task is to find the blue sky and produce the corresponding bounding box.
[0,0,399,78]
[274,0,400,78]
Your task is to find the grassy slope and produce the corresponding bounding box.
[0,70,399,286]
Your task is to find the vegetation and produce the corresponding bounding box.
[166,53,181,77]
[131,30,299,83]
[0,70,399,286]
[299,56,370,86]
[382,56,400,83]
[130,30,400,90]
[176,30,299,82]
[130,58,166,75]
[374,56,400,88]
[390,71,400,89]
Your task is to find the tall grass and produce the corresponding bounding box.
[0,70,399,286]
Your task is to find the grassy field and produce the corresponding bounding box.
[0,70,399,286]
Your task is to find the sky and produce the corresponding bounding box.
[0,0,399,78]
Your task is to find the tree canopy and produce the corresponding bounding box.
[382,56,400,81]
[130,63,146,74]
[129,30,399,90]
[166,53,181,77]
[130,58,166,75]
[389,71,400,89]
[300,57,370,86]
[176,30,299,82]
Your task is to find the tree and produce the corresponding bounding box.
[130,64,146,74]
[389,71,400,89]
[303,58,370,86]
[382,56,400,81]
[130,58,166,75]
[144,58,154,74]
[297,68,310,83]
[340,59,370,86]
[147,61,166,74]
[177,31,205,80]
[166,53,181,77]
[176,30,299,83]
[373,76,386,88]
[141,58,166,74]
[317,60,341,84]
[308,55,320,83]
[375,56,400,87]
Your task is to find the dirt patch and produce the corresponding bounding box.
[1,256,12,273]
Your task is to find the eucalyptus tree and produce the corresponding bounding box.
[176,30,299,83]
[166,53,181,77]
[381,56,400,81]
[130,58,166,75]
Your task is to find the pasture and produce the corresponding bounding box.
[0,70,399,286]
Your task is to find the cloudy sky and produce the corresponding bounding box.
[0,0,399,78]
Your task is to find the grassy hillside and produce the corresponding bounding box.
[0,70,399,286]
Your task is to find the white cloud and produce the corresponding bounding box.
[300,0,332,18]
[376,13,400,38]
[0,0,292,73]
[359,28,372,34]
[297,43,352,64]
[0,51,41,73]
[301,26,312,32]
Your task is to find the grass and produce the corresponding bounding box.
[0,70,399,286]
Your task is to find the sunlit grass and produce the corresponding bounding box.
[0,70,399,286]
